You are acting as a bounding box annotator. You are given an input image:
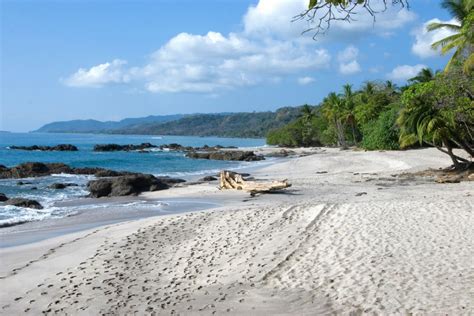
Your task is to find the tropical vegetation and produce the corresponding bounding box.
[268,0,473,170]
[267,63,473,169]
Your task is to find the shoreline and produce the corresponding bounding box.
[0,147,472,314]
[0,147,284,247]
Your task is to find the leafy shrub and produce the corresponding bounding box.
[361,106,400,150]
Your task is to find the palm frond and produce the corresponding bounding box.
[431,33,463,51]
[441,0,468,21]
[427,22,461,32]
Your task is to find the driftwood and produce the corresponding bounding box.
[219,170,291,196]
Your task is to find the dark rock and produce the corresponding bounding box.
[1,162,140,179]
[9,144,78,151]
[159,144,238,152]
[199,176,217,182]
[70,167,134,177]
[17,181,33,185]
[265,149,295,158]
[31,187,38,190]
[92,169,136,178]
[186,150,264,162]
[87,174,173,198]
[160,143,186,151]
[49,183,67,189]
[0,193,8,202]
[1,162,72,179]
[48,183,77,189]
[5,198,43,209]
[93,143,157,152]
[155,176,186,186]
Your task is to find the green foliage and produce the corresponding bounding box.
[267,106,322,147]
[361,106,400,150]
[267,81,402,149]
[427,0,473,71]
[397,68,473,167]
[113,107,301,138]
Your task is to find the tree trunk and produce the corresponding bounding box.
[336,120,347,148]
[351,122,357,145]
[443,139,461,169]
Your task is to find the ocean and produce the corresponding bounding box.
[0,133,266,227]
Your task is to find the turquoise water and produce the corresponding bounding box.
[0,133,266,226]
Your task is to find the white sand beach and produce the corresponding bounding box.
[1,148,472,315]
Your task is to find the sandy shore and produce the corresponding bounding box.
[1,148,472,314]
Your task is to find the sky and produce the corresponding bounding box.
[1,0,456,132]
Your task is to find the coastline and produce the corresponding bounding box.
[1,147,472,314]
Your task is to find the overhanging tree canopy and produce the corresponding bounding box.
[295,0,410,37]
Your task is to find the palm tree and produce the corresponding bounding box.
[397,97,470,169]
[323,92,347,148]
[342,84,358,145]
[361,81,376,97]
[299,104,314,122]
[299,104,315,146]
[408,68,436,83]
[427,0,474,71]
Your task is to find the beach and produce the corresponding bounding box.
[0,147,472,315]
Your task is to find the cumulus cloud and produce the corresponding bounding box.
[63,0,415,93]
[298,76,315,85]
[63,59,129,87]
[337,45,361,75]
[338,45,358,63]
[412,18,459,58]
[339,60,361,75]
[243,0,307,38]
[244,0,415,40]
[130,33,330,93]
[387,64,426,81]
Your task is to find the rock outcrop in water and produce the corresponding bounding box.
[48,183,79,189]
[92,143,238,153]
[9,144,78,151]
[185,150,264,162]
[87,174,177,198]
[0,162,138,179]
[93,143,157,152]
[0,193,8,202]
[5,198,43,209]
[159,144,238,152]
[0,162,72,179]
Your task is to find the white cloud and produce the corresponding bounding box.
[298,76,315,85]
[243,0,415,40]
[64,59,129,87]
[130,33,330,93]
[412,18,459,58]
[337,45,361,75]
[338,45,358,63]
[339,60,361,75]
[387,64,426,81]
[243,0,308,38]
[63,0,416,93]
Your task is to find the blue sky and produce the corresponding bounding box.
[1,0,455,132]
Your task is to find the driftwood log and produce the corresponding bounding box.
[219,170,291,196]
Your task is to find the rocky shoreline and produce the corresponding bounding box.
[0,162,189,208]
[9,144,78,151]
[8,142,265,162]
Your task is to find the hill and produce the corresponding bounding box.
[111,107,302,138]
[34,115,185,133]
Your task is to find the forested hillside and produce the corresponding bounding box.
[112,107,301,138]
